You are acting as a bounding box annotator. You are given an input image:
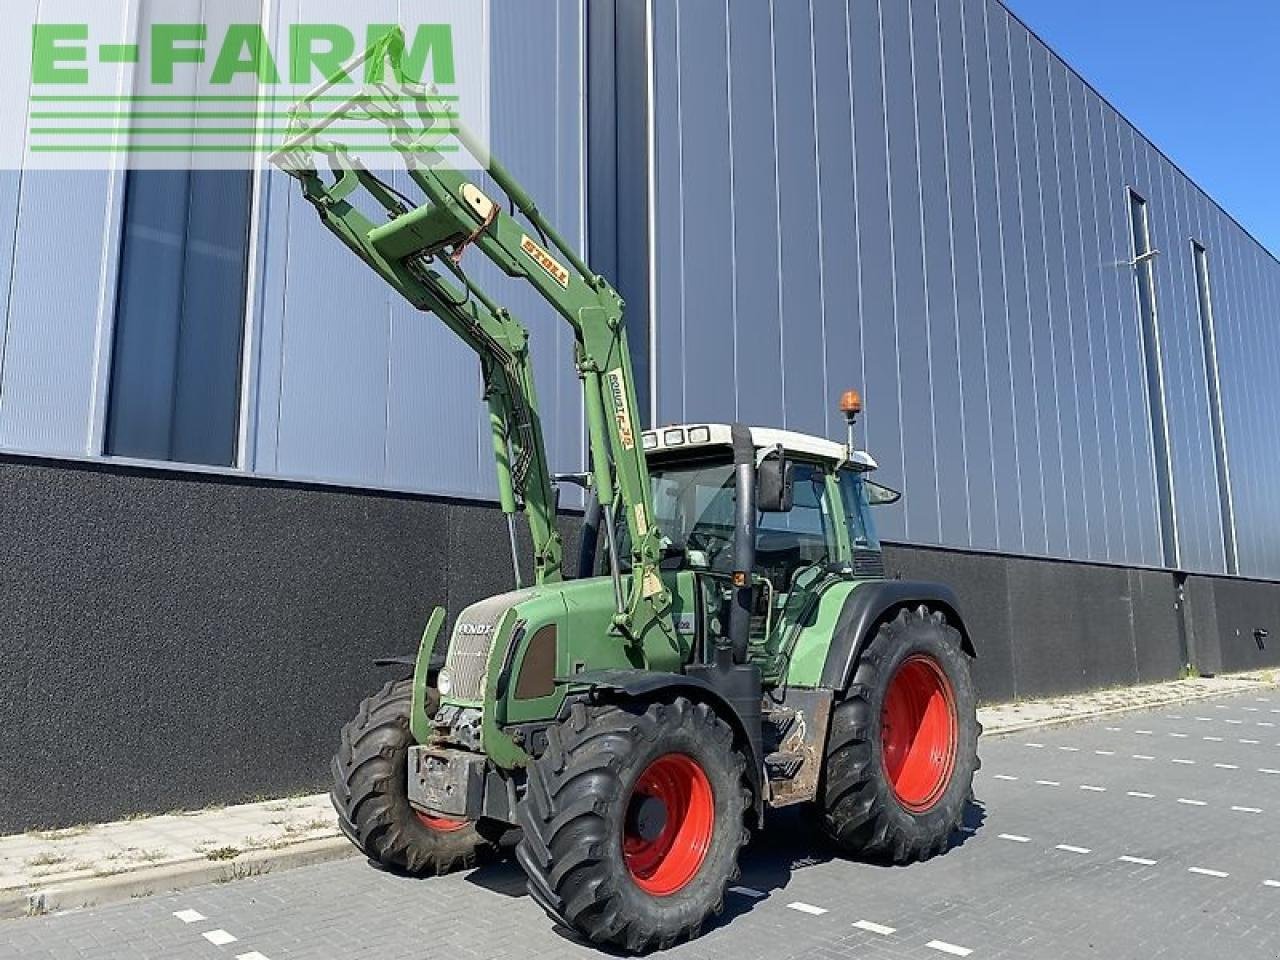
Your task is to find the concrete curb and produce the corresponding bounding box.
[0,836,355,921]
[980,679,1275,738]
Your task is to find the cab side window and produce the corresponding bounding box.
[755,463,836,591]
[837,469,880,551]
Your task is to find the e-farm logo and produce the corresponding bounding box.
[12,3,490,171]
[32,23,457,87]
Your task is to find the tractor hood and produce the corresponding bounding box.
[425,575,696,769]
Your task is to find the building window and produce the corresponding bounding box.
[104,171,253,467]
[1192,240,1237,574]
[1127,189,1178,568]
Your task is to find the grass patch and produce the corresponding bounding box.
[203,846,241,862]
[24,852,68,868]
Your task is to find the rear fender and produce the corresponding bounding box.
[819,581,975,694]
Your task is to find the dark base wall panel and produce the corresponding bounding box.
[883,543,1185,703]
[1185,574,1280,676]
[0,456,557,834]
[3,456,1279,832]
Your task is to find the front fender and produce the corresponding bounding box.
[818,581,974,693]
[565,669,765,814]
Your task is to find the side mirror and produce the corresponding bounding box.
[757,456,794,513]
[864,479,902,506]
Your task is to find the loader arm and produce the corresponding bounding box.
[270,29,674,645]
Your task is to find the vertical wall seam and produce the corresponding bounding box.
[842,0,869,454]
[877,0,909,534]
[934,0,973,545]
[1048,60,1083,558]
[723,0,740,421]
[806,0,830,438]
[906,0,943,542]
[768,1,787,429]
[1027,39,1062,554]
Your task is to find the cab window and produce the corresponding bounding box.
[837,469,880,551]
[755,463,837,590]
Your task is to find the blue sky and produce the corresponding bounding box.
[1004,0,1279,258]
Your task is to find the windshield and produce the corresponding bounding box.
[648,458,737,569]
[638,456,838,584]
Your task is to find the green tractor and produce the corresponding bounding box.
[273,32,979,953]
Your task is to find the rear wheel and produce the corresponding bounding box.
[331,679,491,876]
[821,606,979,863]
[516,697,750,953]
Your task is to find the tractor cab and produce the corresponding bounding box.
[597,422,900,688]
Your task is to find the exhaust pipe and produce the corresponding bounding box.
[728,423,757,665]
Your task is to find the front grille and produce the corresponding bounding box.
[853,549,886,579]
[442,589,532,702]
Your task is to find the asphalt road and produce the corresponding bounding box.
[4,689,1279,960]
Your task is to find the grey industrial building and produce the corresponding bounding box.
[3,0,1279,831]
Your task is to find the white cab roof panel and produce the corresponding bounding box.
[642,423,879,471]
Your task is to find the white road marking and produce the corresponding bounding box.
[993,774,1019,781]
[1215,705,1230,710]
[999,833,1031,843]
[1055,844,1091,854]
[1214,763,1239,769]
[1127,791,1155,798]
[236,954,273,960]
[1239,739,1260,744]
[1119,855,1158,865]
[1169,732,1189,738]
[1095,749,1116,756]
[926,940,974,957]
[1167,714,1183,719]
[1133,755,1155,760]
[173,910,206,924]
[1105,726,1122,732]
[203,930,239,946]
[1135,730,1153,735]
[1225,719,1244,725]
[1080,784,1106,792]
[787,902,827,916]
[1265,880,1280,888]
[1203,736,1224,742]
[1034,780,1061,786]
[1260,768,1280,775]
[1258,722,1276,728]
[1231,806,1263,814]
[1177,798,1207,806]
[1243,707,1260,712]
[1025,742,1045,748]
[1171,759,1195,765]
[730,886,766,899]
[1195,717,1214,722]
[1058,746,1080,752]
[1188,867,1229,878]
[852,920,897,936]
[1272,708,1280,713]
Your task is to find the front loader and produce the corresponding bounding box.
[273,31,980,953]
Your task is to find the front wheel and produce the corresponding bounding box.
[330,679,491,876]
[821,606,980,863]
[516,698,751,953]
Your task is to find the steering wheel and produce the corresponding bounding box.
[686,528,732,567]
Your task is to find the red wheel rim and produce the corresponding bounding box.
[622,753,715,896]
[881,654,959,812]
[414,811,468,833]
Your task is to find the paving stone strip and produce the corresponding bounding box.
[2,669,1275,920]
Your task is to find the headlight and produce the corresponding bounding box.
[436,667,453,697]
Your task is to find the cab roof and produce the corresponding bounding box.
[641,423,879,471]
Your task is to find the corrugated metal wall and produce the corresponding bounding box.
[0,0,1277,580]
[648,0,1280,578]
